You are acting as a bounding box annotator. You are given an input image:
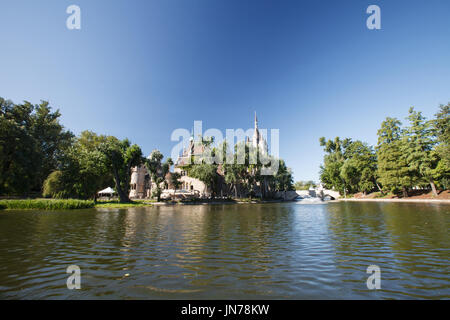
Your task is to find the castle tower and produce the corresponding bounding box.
[129,165,147,199]
[252,111,268,155]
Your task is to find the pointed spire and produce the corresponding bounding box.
[254,111,258,129]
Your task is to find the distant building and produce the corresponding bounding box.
[129,113,268,199]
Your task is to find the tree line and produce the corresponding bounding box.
[1,97,294,202]
[319,104,449,197]
[293,181,317,190]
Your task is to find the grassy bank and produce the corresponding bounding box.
[0,197,289,210]
[0,199,155,210]
[94,200,153,208]
[0,199,95,210]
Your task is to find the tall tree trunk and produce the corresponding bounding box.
[402,187,408,198]
[429,179,438,197]
[260,180,264,200]
[376,183,383,194]
[262,177,268,200]
[112,167,129,202]
[156,184,161,202]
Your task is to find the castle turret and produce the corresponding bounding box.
[252,111,268,155]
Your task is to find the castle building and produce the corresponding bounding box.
[173,135,209,196]
[129,113,268,199]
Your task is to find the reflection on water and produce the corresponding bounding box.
[0,202,448,299]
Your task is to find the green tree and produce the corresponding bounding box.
[271,159,294,192]
[31,101,74,191]
[431,103,450,189]
[170,172,182,196]
[294,181,316,190]
[99,137,143,202]
[0,98,73,195]
[189,164,218,197]
[223,141,250,198]
[145,150,172,201]
[43,131,113,200]
[43,171,67,198]
[403,107,439,196]
[342,141,377,194]
[0,98,37,195]
[224,162,242,198]
[319,137,351,195]
[376,117,411,197]
[320,137,377,195]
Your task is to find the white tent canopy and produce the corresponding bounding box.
[98,187,116,195]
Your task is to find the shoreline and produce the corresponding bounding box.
[339,198,450,204]
[0,198,296,211]
[3,197,450,210]
[150,199,294,206]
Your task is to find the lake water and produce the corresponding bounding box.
[0,202,449,299]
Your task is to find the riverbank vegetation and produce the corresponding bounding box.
[0,97,144,203]
[94,200,153,208]
[0,199,156,210]
[1,96,294,204]
[319,104,449,198]
[0,98,73,197]
[0,199,95,210]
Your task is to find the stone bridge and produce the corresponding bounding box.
[276,189,341,201]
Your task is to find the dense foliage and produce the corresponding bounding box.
[1,97,143,202]
[320,104,450,196]
[43,131,113,200]
[98,137,143,202]
[319,137,377,195]
[181,139,294,199]
[145,150,172,201]
[432,104,450,189]
[1,96,300,202]
[0,98,73,195]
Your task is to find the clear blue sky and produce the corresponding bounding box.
[1,0,449,181]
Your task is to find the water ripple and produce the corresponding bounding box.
[0,203,449,299]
